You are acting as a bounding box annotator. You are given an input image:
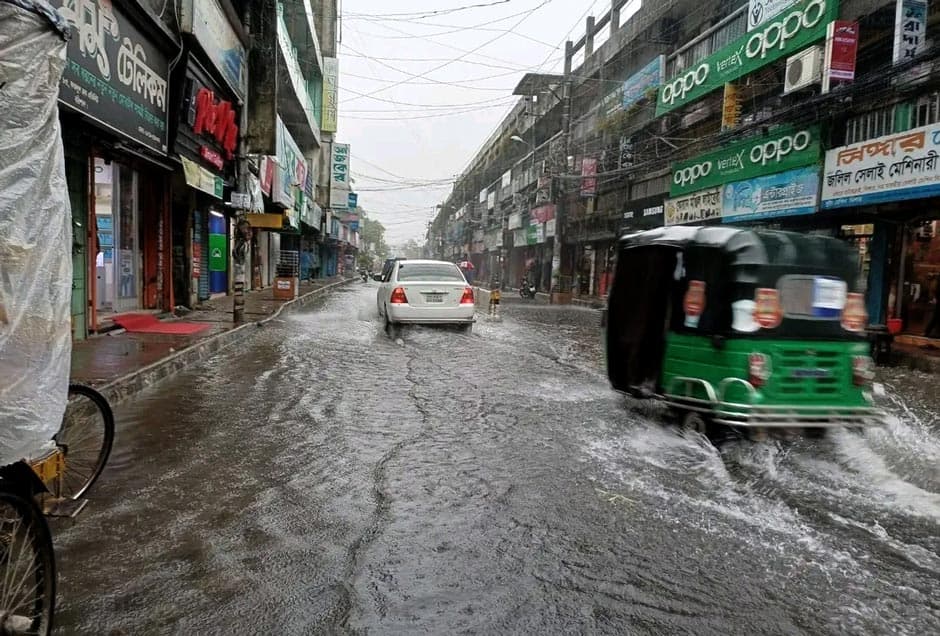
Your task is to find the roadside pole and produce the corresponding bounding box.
[233,25,250,326]
[550,40,573,302]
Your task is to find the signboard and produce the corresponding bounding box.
[656,0,837,116]
[208,233,226,272]
[190,83,238,159]
[821,123,940,208]
[181,156,224,199]
[508,212,523,230]
[348,192,358,209]
[322,57,339,132]
[530,204,556,223]
[748,0,797,29]
[665,188,722,225]
[622,56,664,109]
[330,142,350,209]
[622,198,666,231]
[182,0,247,99]
[54,0,170,154]
[601,83,624,116]
[721,83,741,132]
[893,0,928,65]
[721,166,820,222]
[274,117,305,208]
[526,224,539,245]
[581,158,598,197]
[545,219,556,238]
[230,193,250,209]
[670,125,821,196]
[823,21,859,93]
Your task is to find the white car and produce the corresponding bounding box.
[377,259,476,334]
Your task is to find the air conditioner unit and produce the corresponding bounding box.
[784,45,823,94]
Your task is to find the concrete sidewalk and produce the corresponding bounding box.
[70,276,351,401]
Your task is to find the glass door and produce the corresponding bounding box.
[115,166,140,313]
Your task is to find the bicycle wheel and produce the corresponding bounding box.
[0,487,55,635]
[55,384,115,500]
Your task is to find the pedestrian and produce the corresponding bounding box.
[925,275,940,338]
[300,248,313,281]
[460,254,475,284]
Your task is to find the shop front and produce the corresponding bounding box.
[822,122,940,338]
[53,0,175,336]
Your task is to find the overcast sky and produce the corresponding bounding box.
[336,0,619,245]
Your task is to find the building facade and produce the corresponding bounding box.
[433,0,940,343]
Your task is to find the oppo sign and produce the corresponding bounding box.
[656,0,836,116]
[669,126,821,196]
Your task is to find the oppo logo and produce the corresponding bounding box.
[745,0,827,60]
[661,63,709,105]
[674,162,713,187]
[750,130,812,165]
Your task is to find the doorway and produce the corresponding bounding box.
[94,158,140,319]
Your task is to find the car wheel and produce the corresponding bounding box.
[384,307,398,338]
[680,411,709,435]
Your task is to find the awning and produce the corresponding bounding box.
[180,156,224,200]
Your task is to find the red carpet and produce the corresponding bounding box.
[112,313,211,335]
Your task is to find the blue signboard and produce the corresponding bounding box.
[721,166,820,223]
[622,56,664,109]
[348,192,358,208]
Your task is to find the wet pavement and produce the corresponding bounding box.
[53,283,940,634]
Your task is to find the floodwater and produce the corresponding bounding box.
[53,283,940,634]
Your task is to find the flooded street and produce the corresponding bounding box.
[53,284,940,634]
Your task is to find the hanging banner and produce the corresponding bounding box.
[273,117,305,209]
[670,125,821,196]
[581,158,598,197]
[722,166,820,222]
[821,123,940,209]
[181,156,224,199]
[721,83,741,132]
[665,188,722,225]
[53,0,170,154]
[823,21,859,93]
[893,0,928,65]
[330,143,350,209]
[530,204,556,223]
[656,0,837,116]
[322,57,339,132]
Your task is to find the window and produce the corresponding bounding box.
[845,105,897,145]
[396,263,465,282]
[913,93,940,128]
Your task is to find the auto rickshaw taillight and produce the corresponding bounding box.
[748,353,772,388]
[853,356,875,386]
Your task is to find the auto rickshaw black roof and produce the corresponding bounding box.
[617,225,862,287]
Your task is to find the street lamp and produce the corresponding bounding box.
[510,135,531,148]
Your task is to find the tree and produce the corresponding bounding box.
[358,211,388,269]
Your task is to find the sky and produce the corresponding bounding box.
[335,0,620,246]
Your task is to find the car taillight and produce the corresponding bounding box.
[460,287,474,305]
[748,353,772,388]
[853,355,875,386]
[390,287,408,304]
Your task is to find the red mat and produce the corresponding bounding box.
[112,313,211,335]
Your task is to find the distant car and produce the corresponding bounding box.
[377,259,475,334]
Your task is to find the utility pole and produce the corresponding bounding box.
[232,4,252,325]
[550,40,573,302]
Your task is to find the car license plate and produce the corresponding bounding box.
[425,293,444,303]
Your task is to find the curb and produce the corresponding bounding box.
[93,278,352,405]
[473,286,602,309]
[889,348,940,374]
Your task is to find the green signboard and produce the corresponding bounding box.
[670,125,821,196]
[526,223,539,245]
[655,0,837,116]
[208,233,227,272]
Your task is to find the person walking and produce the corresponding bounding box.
[925,274,940,338]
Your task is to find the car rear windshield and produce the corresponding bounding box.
[396,263,465,282]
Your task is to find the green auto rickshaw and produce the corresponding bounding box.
[604,226,886,437]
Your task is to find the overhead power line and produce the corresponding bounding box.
[344,0,517,21]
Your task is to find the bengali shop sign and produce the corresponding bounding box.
[54,0,170,154]
[721,166,820,222]
[665,188,722,225]
[821,123,940,208]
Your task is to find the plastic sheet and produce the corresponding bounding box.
[0,1,72,463]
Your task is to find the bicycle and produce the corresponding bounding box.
[0,383,115,635]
